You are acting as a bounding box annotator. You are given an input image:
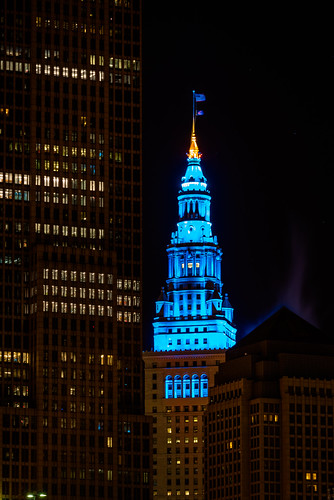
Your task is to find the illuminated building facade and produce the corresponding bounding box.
[143,111,236,499]
[205,308,334,500]
[0,1,151,499]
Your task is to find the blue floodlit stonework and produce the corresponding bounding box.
[153,126,237,353]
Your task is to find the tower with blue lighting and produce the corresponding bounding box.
[153,105,236,352]
[143,93,237,500]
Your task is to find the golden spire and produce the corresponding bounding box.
[188,117,200,159]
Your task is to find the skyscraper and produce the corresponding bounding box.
[205,307,334,500]
[0,1,151,499]
[143,100,236,499]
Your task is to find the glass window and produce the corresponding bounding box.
[174,376,182,398]
[165,376,173,399]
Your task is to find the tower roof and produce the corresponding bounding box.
[215,307,334,385]
[237,307,329,346]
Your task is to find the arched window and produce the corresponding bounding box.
[183,375,190,398]
[165,375,173,399]
[200,374,208,397]
[174,375,182,398]
[192,374,199,397]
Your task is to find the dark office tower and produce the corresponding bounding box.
[205,308,334,500]
[0,1,151,499]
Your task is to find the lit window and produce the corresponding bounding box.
[192,375,199,397]
[115,58,122,69]
[200,374,208,397]
[183,375,191,398]
[174,376,182,398]
[133,60,140,71]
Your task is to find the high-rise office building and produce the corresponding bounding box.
[143,102,237,499]
[0,1,151,499]
[205,307,334,500]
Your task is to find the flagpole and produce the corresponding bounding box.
[192,90,196,136]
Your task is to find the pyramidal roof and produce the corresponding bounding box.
[237,307,332,347]
[215,307,334,385]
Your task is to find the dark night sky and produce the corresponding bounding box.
[141,4,333,349]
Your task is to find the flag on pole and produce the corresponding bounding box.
[194,93,206,102]
[192,90,206,131]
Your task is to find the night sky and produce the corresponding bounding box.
[141,4,333,349]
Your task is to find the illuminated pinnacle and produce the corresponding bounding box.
[187,118,201,159]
